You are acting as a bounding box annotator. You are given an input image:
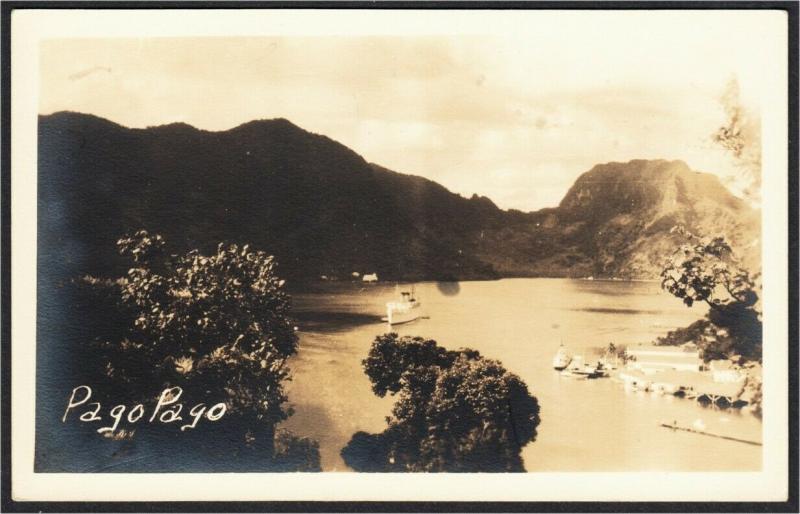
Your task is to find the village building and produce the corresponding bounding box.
[619,345,747,406]
[708,359,743,383]
[625,344,702,374]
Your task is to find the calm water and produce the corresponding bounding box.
[282,278,762,472]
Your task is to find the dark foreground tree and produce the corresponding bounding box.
[81,230,319,470]
[341,334,540,472]
[659,226,762,362]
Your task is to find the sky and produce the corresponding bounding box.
[39,12,779,211]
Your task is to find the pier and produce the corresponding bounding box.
[618,369,746,407]
[659,422,762,446]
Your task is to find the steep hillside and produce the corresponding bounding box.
[471,159,760,278]
[38,112,760,284]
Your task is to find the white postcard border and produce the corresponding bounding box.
[10,8,791,503]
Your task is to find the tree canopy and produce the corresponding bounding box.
[342,334,540,472]
[82,230,318,469]
[660,226,761,362]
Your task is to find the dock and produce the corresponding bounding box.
[659,422,762,446]
[618,369,746,406]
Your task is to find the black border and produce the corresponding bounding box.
[1,1,797,512]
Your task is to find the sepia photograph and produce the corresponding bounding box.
[4,3,796,507]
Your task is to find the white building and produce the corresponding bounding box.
[362,273,378,283]
[709,359,743,383]
[625,345,702,374]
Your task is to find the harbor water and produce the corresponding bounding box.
[282,278,763,471]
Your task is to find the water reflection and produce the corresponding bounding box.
[283,278,761,472]
[570,307,663,315]
[293,310,382,332]
[436,281,461,296]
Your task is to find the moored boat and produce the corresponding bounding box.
[560,355,606,379]
[386,286,422,325]
[552,344,572,370]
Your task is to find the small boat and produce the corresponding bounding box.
[593,360,612,378]
[386,286,422,325]
[552,345,572,370]
[560,355,605,379]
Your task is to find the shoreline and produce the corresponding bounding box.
[287,275,662,294]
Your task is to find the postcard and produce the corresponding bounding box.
[5,5,795,507]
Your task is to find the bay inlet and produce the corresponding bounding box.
[283,278,763,471]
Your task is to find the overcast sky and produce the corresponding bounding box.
[39,12,778,211]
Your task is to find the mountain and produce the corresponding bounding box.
[473,159,760,278]
[37,112,760,284]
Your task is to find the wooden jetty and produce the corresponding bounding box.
[618,369,746,407]
[659,422,762,446]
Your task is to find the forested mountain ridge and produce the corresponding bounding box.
[38,112,760,283]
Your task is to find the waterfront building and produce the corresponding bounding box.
[625,344,702,374]
[709,359,743,383]
[617,368,746,404]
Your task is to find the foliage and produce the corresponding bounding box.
[654,318,735,362]
[712,77,761,201]
[705,302,762,362]
[602,342,630,364]
[273,429,322,471]
[654,319,711,347]
[339,431,391,472]
[660,226,757,309]
[746,376,763,418]
[342,334,541,472]
[660,226,761,362]
[83,230,315,466]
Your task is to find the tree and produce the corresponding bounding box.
[660,226,757,309]
[341,334,541,472]
[712,77,761,202]
[82,230,317,468]
[273,429,322,471]
[660,226,761,362]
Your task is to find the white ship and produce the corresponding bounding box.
[386,286,422,325]
[552,344,572,370]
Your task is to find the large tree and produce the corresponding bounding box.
[341,334,540,472]
[659,226,762,362]
[81,230,318,469]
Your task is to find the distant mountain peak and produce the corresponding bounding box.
[40,111,311,136]
[37,112,759,281]
[229,117,304,133]
[469,193,498,209]
[146,121,200,132]
[559,158,742,214]
[42,110,129,131]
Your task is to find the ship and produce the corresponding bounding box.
[386,286,422,325]
[559,355,607,379]
[552,344,572,370]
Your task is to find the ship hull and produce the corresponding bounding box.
[552,350,572,371]
[387,306,421,325]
